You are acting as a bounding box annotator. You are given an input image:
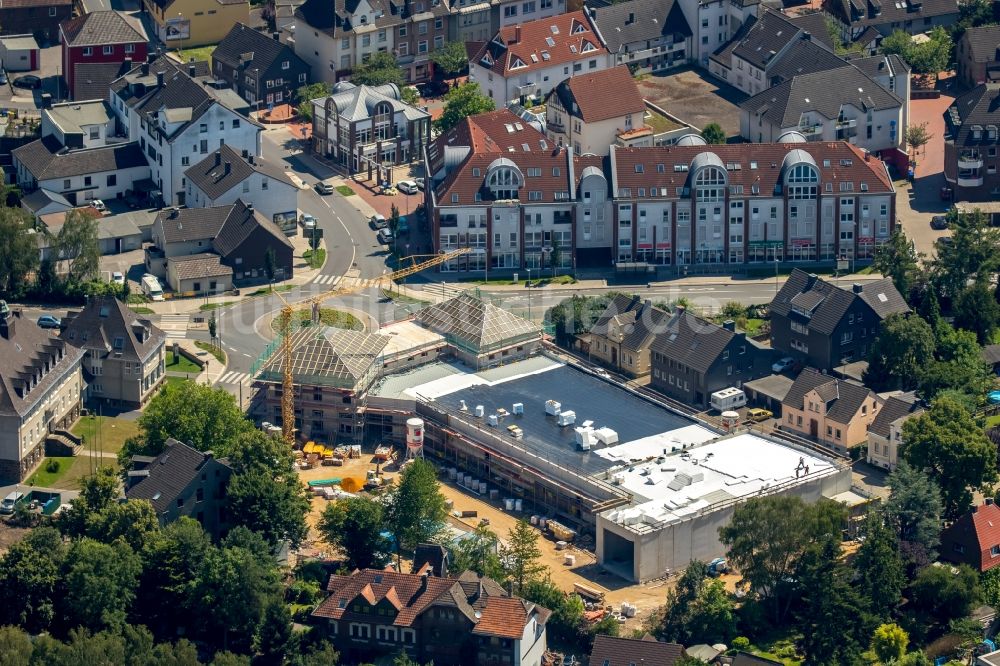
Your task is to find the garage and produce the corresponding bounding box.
[0,34,39,72]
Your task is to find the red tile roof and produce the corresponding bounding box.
[315,570,460,626]
[556,65,645,123]
[590,634,687,666]
[472,597,530,639]
[941,502,1000,572]
[474,11,609,77]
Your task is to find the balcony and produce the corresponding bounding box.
[547,119,565,133]
[958,174,985,187]
[958,153,983,169]
[798,124,822,136]
[835,118,857,129]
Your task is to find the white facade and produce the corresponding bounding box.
[741,103,905,153]
[470,54,612,105]
[186,171,298,224]
[546,105,645,157]
[678,0,731,65]
[496,0,565,27]
[517,612,548,666]
[41,103,117,150]
[33,162,152,203]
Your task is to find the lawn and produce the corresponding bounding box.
[304,248,327,269]
[986,413,1000,429]
[271,307,362,333]
[166,351,202,374]
[26,457,75,487]
[248,284,294,297]
[163,375,194,390]
[72,415,140,458]
[176,45,216,63]
[199,302,234,311]
[195,341,226,364]
[131,307,155,315]
[379,288,429,305]
[335,185,355,196]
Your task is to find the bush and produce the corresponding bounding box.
[45,459,60,473]
[731,637,750,651]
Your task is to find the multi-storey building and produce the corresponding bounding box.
[0,302,84,483]
[142,0,250,48]
[0,0,72,44]
[781,367,881,452]
[866,392,922,471]
[293,0,451,84]
[469,10,611,105]
[584,0,692,75]
[427,110,898,274]
[213,24,311,110]
[957,25,1000,89]
[823,0,958,40]
[59,11,148,100]
[944,83,1000,201]
[311,81,431,174]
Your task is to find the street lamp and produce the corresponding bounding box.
[526,268,532,321]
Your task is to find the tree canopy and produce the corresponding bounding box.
[351,52,406,87]
[885,462,944,569]
[435,82,495,132]
[863,313,936,391]
[319,495,393,570]
[0,206,39,298]
[430,41,469,80]
[701,123,726,144]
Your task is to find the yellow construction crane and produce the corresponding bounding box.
[270,248,471,444]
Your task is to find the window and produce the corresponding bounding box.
[181,156,190,166]
[49,6,57,15]
[83,47,93,56]
[419,21,428,34]
[107,174,116,187]
[504,5,517,16]
[281,60,290,70]
[199,123,208,133]
[125,44,135,54]
[102,45,114,55]
[232,119,241,128]
[419,40,428,53]
[992,545,1000,557]
[399,25,407,36]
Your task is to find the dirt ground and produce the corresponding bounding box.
[637,67,747,138]
[0,523,31,554]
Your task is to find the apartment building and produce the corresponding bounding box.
[781,367,881,452]
[823,0,958,40]
[944,83,1000,201]
[584,0,692,74]
[213,24,311,109]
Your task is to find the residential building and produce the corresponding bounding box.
[213,24,310,110]
[0,34,40,72]
[59,11,148,100]
[588,295,669,377]
[866,392,922,471]
[21,189,73,219]
[495,0,565,28]
[584,0,692,74]
[546,65,676,156]
[957,25,1000,88]
[944,83,1000,201]
[125,438,233,538]
[469,11,611,105]
[0,0,72,44]
[311,81,431,174]
[589,635,687,666]
[412,543,450,577]
[142,0,250,48]
[146,201,294,291]
[847,53,912,141]
[60,297,167,408]
[941,502,1000,573]
[823,0,958,40]
[427,110,898,274]
[185,145,299,229]
[739,64,906,153]
[312,569,550,666]
[11,136,150,206]
[0,301,85,482]
[649,307,773,408]
[292,0,451,85]
[109,55,264,206]
[781,367,881,451]
[40,100,119,150]
[708,11,847,97]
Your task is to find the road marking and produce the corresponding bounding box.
[312,274,342,286]
[158,314,189,340]
[217,370,252,385]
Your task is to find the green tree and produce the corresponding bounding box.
[701,123,726,144]
[264,246,277,284]
[351,52,406,87]
[982,567,1000,609]
[84,499,160,552]
[400,86,420,106]
[910,26,953,74]
[933,208,1000,298]
[549,236,562,276]
[901,396,998,518]
[871,623,909,664]
[318,495,392,570]
[389,203,401,238]
[906,122,933,157]
[36,257,58,297]
[208,311,217,342]
[54,208,101,286]
[58,466,120,539]
[864,312,936,391]
[430,41,469,84]
[953,281,1000,344]
[451,522,505,580]
[885,462,944,569]
[386,459,448,566]
[873,228,921,298]
[0,625,31,666]
[256,599,292,666]
[719,496,846,622]
[0,526,66,632]
[211,652,252,666]
[501,519,546,592]
[295,82,333,120]
[436,82,495,132]
[854,511,905,619]
[919,325,993,402]
[0,206,39,297]
[909,563,982,626]
[520,577,584,643]
[659,560,707,643]
[59,539,142,632]
[546,292,623,347]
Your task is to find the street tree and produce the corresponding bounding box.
[208,311,217,342]
[885,462,945,569]
[873,228,921,298]
[864,313,936,391]
[59,538,142,633]
[451,522,505,580]
[351,52,406,87]
[295,82,333,120]
[430,41,469,84]
[55,208,101,286]
[0,206,39,297]
[905,122,932,157]
[318,495,392,570]
[853,510,905,619]
[501,519,546,592]
[871,623,909,664]
[701,123,726,144]
[264,247,277,284]
[901,396,998,518]
[386,459,449,566]
[436,82,495,132]
[953,280,1000,344]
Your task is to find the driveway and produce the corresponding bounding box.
[636,66,748,138]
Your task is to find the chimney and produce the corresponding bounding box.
[170,207,180,218]
[123,57,132,71]
[188,64,196,77]
[627,11,634,23]
[224,161,231,175]
[246,203,254,212]
[987,498,995,506]
[801,31,811,41]
[141,62,149,76]
[722,319,736,332]
[852,283,864,294]
[156,71,165,88]
[0,301,13,340]
[147,52,156,64]
[215,150,222,166]
[512,25,521,44]
[273,31,280,41]
[864,151,871,162]
[419,571,429,594]
[805,273,818,289]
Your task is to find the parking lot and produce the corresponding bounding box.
[637,67,748,138]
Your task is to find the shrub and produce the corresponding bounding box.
[45,459,60,473]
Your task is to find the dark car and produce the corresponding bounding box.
[936,236,953,250]
[930,215,949,230]
[13,75,41,89]
[37,315,61,329]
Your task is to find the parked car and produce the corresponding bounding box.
[397,180,419,195]
[377,229,394,245]
[13,75,41,89]
[111,271,125,286]
[315,181,334,195]
[37,315,61,329]
[370,213,387,229]
[746,408,773,423]
[936,236,953,250]
[300,214,317,230]
[930,215,948,230]
[772,356,795,373]
[414,177,425,191]
[0,491,24,515]
[89,199,106,212]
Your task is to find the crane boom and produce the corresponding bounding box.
[270,247,470,444]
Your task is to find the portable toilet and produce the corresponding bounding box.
[710,387,746,412]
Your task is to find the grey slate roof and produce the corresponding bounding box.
[13,136,147,182]
[417,293,540,353]
[731,9,802,70]
[787,11,834,48]
[868,393,921,439]
[185,145,293,199]
[169,253,232,281]
[126,438,231,513]
[74,61,132,101]
[213,22,305,73]
[826,0,958,29]
[60,10,146,46]
[983,344,1000,365]
[584,0,692,54]
[212,199,293,256]
[783,367,874,423]
[846,53,911,78]
[962,25,1000,64]
[21,188,71,213]
[648,308,751,374]
[765,36,849,83]
[591,294,669,352]
[317,81,430,123]
[61,296,165,362]
[741,64,901,128]
[155,205,233,244]
[947,83,1000,146]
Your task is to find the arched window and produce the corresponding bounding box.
[485,161,523,199]
[694,165,726,202]
[373,101,393,141]
[786,163,818,199]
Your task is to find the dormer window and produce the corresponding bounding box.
[359,15,367,24]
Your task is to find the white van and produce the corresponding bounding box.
[710,387,747,412]
[0,491,24,514]
[141,274,164,301]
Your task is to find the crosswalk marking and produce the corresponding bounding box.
[312,274,342,286]
[217,370,252,385]
[159,314,189,340]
